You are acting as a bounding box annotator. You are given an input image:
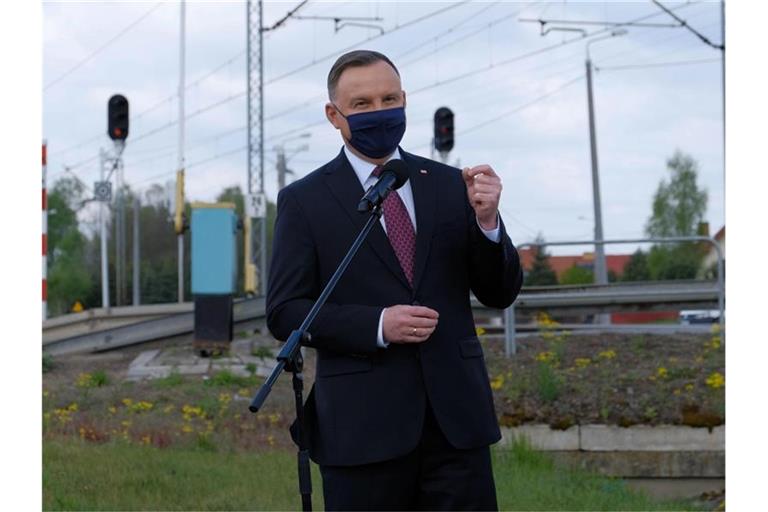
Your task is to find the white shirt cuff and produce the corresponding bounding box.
[377,309,389,348]
[477,213,501,243]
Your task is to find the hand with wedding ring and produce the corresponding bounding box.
[382,305,439,344]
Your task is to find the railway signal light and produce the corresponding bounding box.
[433,107,454,154]
[108,94,129,141]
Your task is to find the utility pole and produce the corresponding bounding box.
[276,148,288,190]
[585,55,608,288]
[585,30,626,324]
[99,149,110,309]
[275,133,310,191]
[115,157,126,306]
[585,31,627,288]
[177,0,186,303]
[720,0,725,194]
[133,196,140,305]
[247,0,312,295]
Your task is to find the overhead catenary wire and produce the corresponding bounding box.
[50,1,473,162]
[44,2,164,92]
[48,48,248,159]
[408,1,700,96]
[143,0,704,174]
[263,1,471,87]
[651,0,724,50]
[595,57,720,72]
[49,1,715,200]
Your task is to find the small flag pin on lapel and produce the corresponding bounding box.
[420,169,428,174]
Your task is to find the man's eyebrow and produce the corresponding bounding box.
[348,91,401,103]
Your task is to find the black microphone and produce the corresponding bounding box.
[357,159,410,213]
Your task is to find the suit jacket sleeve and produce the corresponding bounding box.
[266,186,382,355]
[465,193,524,309]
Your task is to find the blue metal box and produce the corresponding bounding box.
[191,202,237,295]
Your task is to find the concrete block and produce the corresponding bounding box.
[580,424,725,451]
[174,364,210,375]
[548,450,725,478]
[125,365,171,380]
[129,349,160,368]
[499,425,580,451]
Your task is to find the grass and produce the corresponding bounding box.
[43,439,324,511]
[43,437,705,511]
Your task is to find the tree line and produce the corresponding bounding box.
[46,179,275,317]
[45,149,718,316]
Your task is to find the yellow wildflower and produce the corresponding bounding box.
[75,373,92,388]
[182,404,204,420]
[535,351,555,363]
[598,350,617,360]
[182,424,193,433]
[475,327,486,337]
[67,402,78,412]
[574,358,591,368]
[108,406,117,415]
[656,367,668,379]
[122,398,134,407]
[685,383,694,391]
[238,388,251,398]
[490,375,504,391]
[706,372,725,389]
[131,401,153,413]
[163,404,175,414]
[141,435,151,445]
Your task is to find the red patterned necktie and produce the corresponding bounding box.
[373,165,416,286]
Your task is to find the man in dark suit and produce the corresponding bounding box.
[267,49,524,510]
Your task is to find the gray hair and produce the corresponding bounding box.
[327,50,400,101]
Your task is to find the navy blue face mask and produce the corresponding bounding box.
[334,105,407,159]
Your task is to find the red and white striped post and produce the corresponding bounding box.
[42,140,48,320]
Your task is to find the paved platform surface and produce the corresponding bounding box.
[126,336,279,381]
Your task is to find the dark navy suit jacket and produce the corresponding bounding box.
[266,147,524,466]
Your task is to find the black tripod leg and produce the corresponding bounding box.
[291,359,312,511]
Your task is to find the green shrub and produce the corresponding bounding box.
[536,363,562,403]
[43,353,55,373]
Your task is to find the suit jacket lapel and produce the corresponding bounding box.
[402,150,437,294]
[323,148,412,290]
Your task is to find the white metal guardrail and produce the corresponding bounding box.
[503,236,724,356]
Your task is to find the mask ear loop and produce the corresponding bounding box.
[332,103,348,120]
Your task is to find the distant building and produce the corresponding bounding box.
[518,249,630,281]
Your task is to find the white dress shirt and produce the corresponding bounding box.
[343,145,500,347]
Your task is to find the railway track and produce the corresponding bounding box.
[42,280,721,356]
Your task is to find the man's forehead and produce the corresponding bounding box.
[335,61,401,97]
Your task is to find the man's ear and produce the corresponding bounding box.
[402,90,407,109]
[325,102,340,130]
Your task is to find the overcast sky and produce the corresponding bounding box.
[42,0,725,255]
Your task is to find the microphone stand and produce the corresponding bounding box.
[249,203,384,512]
